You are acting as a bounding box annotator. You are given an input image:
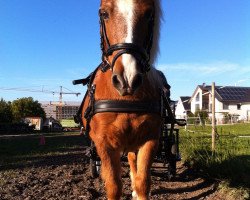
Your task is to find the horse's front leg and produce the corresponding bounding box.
[128,152,137,199]
[135,139,158,200]
[96,145,122,200]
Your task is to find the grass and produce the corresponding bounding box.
[185,122,250,136]
[0,132,89,168]
[218,181,250,200]
[179,123,250,199]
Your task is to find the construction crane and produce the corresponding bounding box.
[57,86,81,120]
[0,85,81,121]
[0,86,81,98]
[43,86,81,120]
[58,86,80,104]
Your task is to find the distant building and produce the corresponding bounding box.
[175,96,191,119]
[25,117,43,130]
[40,101,81,120]
[43,117,62,132]
[189,84,250,121]
[189,84,210,113]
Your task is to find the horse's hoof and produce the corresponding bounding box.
[132,191,138,199]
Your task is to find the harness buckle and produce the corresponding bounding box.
[100,61,110,72]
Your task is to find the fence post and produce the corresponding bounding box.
[185,115,187,131]
[211,82,216,152]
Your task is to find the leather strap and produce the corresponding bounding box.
[99,9,153,73]
[94,100,161,114]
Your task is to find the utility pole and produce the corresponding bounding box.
[58,86,63,121]
[211,82,216,152]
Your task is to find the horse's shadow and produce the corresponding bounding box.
[149,163,217,199]
[150,154,250,199]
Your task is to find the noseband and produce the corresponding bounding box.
[99,9,154,73]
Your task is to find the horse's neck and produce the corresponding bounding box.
[93,69,161,101]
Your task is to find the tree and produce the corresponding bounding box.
[0,98,13,123]
[194,110,208,126]
[194,110,208,119]
[11,97,46,122]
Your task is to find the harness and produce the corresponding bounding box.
[73,6,185,135]
[73,65,164,135]
[98,8,154,73]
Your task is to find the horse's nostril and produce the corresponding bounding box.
[112,74,125,90]
[112,74,127,96]
[112,73,143,96]
[131,74,143,91]
[112,74,120,86]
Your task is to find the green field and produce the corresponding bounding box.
[179,123,250,193]
[60,119,79,128]
[0,133,88,169]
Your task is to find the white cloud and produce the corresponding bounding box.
[156,61,250,99]
[157,61,243,75]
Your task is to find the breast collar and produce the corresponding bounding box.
[73,65,163,134]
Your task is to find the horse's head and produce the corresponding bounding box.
[99,0,156,96]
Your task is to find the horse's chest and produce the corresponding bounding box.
[91,113,161,149]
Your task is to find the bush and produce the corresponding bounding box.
[194,110,208,125]
[0,98,13,123]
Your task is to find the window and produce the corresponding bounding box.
[196,93,200,102]
[195,104,200,111]
[223,103,229,110]
[237,104,241,110]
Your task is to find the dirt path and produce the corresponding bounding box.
[0,149,225,200]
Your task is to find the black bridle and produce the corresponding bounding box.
[99,9,155,73]
[73,7,186,135]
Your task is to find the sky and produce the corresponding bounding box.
[0,0,249,102]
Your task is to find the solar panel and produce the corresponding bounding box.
[216,87,250,101]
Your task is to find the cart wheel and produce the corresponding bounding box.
[167,161,176,180]
[90,158,98,178]
[167,170,174,181]
[167,152,177,181]
[171,144,177,155]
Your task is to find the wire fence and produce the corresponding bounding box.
[184,116,250,126]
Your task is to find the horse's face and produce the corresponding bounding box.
[100,0,155,96]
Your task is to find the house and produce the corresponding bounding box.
[43,117,62,132]
[189,84,250,122]
[175,96,191,119]
[25,117,43,130]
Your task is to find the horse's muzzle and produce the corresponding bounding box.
[112,73,143,96]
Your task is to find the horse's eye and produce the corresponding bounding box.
[99,9,109,20]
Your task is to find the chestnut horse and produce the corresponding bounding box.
[82,0,163,199]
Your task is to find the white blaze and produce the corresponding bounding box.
[117,0,137,87]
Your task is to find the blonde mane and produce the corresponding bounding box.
[150,0,163,66]
[147,0,164,89]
